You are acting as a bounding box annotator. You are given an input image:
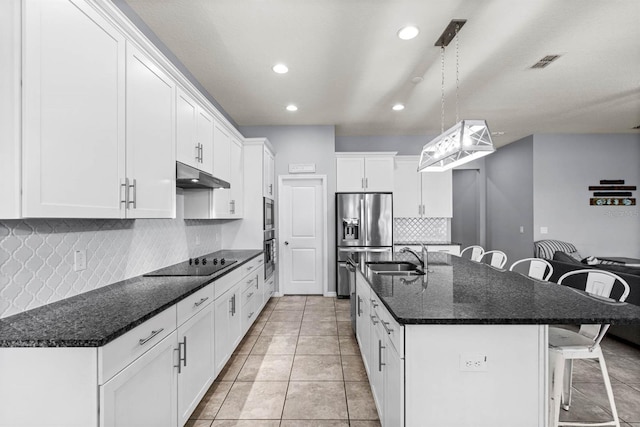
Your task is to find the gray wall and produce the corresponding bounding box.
[453,158,488,248]
[240,125,338,294]
[533,134,640,258]
[485,136,535,263]
[335,135,436,155]
[111,0,238,129]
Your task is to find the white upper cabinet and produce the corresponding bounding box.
[213,121,232,183]
[124,42,176,219]
[393,156,452,218]
[211,136,244,219]
[176,88,213,175]
[22,0,126,218]
[336,153,395,192]
[263,147,275,199]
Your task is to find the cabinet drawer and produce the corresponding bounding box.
[240,280,259,307]
[99,306,177,384]
[427,245,460,256]
[265,276,275,300]
[214,254,263,300]
[177,284,214,326]
[374,303,403,357]
[241,298,258,333]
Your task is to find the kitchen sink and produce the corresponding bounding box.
[366,261,425,276]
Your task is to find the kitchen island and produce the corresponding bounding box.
[354,252,640,427]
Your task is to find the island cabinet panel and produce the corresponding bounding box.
[355,272,372,374]
[404,324,546,427]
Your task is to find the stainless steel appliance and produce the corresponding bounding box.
[263,197,274,231]
[264,229,276,280]
[144,256,237,276]
[336,192,393,298]
[175,161,230,189]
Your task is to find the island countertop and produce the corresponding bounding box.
[0,249,263,347]
[358,253,640,326]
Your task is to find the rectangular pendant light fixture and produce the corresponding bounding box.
[418,120,495,172]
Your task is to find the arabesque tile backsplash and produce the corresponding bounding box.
[0,207,222,318]
[393,217,449,242]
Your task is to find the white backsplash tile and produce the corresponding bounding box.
[0,217,222,319]
[394,217,449,242]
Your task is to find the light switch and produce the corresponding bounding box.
[540,227,548,234]
[519,226,524,234]
[74,250,87,271]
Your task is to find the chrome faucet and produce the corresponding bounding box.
[400,247,424,268]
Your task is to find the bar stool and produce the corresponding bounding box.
[478,250,507,269]
[549,269,630,427]
[460,245,484,262]
[509,257,554,281]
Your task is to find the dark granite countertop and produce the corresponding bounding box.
[0,249,263,347]
[358,252,640,326]
[393,241,460,246]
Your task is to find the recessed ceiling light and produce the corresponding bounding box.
[286,104,298,112]
[272,63,289,74]
[397,26,419,40]
[392,104,405,111]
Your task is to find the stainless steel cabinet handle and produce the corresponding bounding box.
[195,144,200,162]
[229,298,234,314]
[128,179,136,209]
[361,177,365,189]
[174,347,182,374]
[357,296,362,316]
[121,178,129,207]
[370,314,378,325]
[255,275,259,289]
[194,297,209,307]
[371,299,379,308]
[180,336,187,367]
[232,294,236,315]
[248,311,255,319]
[381,320,393,334]
[247,291,254,299]
[378,339,386,372]
[139,328,164,346]
[269,184,273,195]
[365,177,368,189]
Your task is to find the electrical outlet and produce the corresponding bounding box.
[459,353,488,372]
[540,226,548,234]
[519,226,524,234]
[74,249,87,271]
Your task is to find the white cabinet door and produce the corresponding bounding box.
[370,317,386,421]
[393,159,421,218]
[177,304,215,426]
[355,273,371,375]
[263,148,275,199]
[196,109,214,175]
[214,284,242,376]
[176,89,199,169]
[125,42,175,219]
[22,0,126,218]
[229,138,244,217]
[100,331,178,427]
[384,342,404,427]
[213,122,232,182]
[336,157,365,192]
[421,170,453,217]
[365,157,394,192]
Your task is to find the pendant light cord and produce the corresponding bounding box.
[455,24,460,124]
[440,45,445,134]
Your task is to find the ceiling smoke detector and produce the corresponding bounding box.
[530,55,562,69]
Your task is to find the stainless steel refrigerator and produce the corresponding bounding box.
[336,193,393,301]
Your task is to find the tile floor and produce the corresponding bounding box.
[187,296,640,427]
[187,295,381,427]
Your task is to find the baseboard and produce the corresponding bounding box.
[324,291,337,297]
[273,291,284,297]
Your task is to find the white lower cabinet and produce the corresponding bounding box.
[214,283,242,375]
[177,303,215,426]
[355,271,405,427]
[100,331,178,427]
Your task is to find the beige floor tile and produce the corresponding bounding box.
[557,387,616,424]
[233,334,259,355]
[211,421,279,427]
[335,310,351,322]
[574,381,640,422]
[280,421,349,427]
[215,381,288,420]
[303,311,337,322]
[345,382,379,420]
[247,320,266,336]
[304,305,336,314]
[217,353,249,382]
[349,421,382,427]
[260,321,301,336]
[291,355,344,381]
[251,335,298,355]
[305,296,336,307]
[267,310,304,322]
[281,295,307,302]
[185,420,213,427]
[339,335,360,355]
[341,355,367,381]
[255,310,271,323]
[273,301,306,311]
[282,381,348,420]
[236,354,294,381]
[337,321,353,336]
[296,335,340,355]
[334,299,350,309]
[300,321,338,336]
[190,381,233,420]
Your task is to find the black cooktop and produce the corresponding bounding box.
[144,257,237,277]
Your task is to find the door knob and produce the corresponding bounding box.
[284,241,289,245]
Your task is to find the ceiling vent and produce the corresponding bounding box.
[633,124,640,130]
[530,55,561,69]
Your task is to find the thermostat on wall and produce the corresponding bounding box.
[289,163,316,174]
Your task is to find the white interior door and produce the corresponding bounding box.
[280,176,326,295]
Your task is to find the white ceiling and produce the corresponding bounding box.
[124,0,640,147]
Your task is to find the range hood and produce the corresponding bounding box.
[176,162,230,189]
